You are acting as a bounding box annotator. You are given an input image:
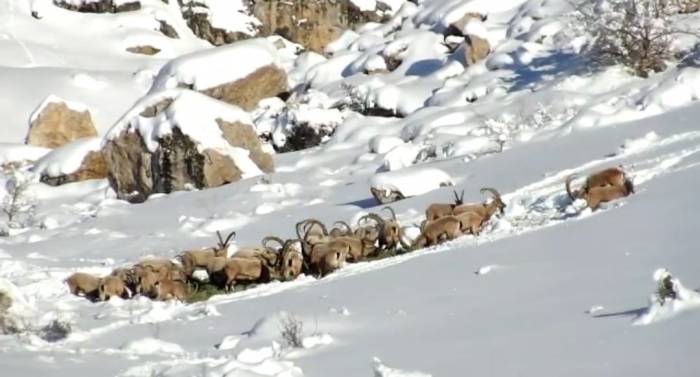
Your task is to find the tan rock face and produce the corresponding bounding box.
[217,119,274,173]
[464,34,490,65]
[40,150,108,186]
[26,102,97,149]
[201,64,288,111]
[104,103,274,203]
[251,0,389,54]
[126,45,161,55]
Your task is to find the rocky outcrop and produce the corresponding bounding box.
[103,94,274,203]
[40,150,107,186]
[126,45,161,55]
[464,34,490,65]
[444,12,486,38]
[201,64,288,111]
[53,0,140,13]
[26,100,97,149]
[251,0,391,53]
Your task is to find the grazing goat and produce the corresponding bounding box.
[452,188,506,220]
[401,217,463,250]
[98,276,131,301]
[566,174,632,211]
[567,167,633,200]
[65,272,101,299]
[425,190,465,221]
[151,279,187,301]
[179,230,235,277]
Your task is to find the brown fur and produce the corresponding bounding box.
[402,217,463,250]
[573,180,632,211]
[152,279,187,301]
[65,272,101,299]
[221,257,268,291]
[98,276,130,301]
[308,242,348,277]
[566,167,633,200]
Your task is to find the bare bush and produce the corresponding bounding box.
[2,169,36,232]
[575,0,675,77]
[38,320,72,342]
[279,313,304,348]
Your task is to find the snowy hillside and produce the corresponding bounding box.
[1,0,700,376]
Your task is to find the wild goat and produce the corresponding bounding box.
[151,279,187,301]
[425,190,465,221]
[401,217,463,250]
[566,167,634,200]
[98,276,131,301]
[65,272,101,299]
[566,174,633,211]
[307,240,349,277]
[220,257,269,292]
[179,230,235,277]
[452,188,506,219]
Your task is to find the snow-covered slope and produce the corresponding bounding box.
[1,0,699,376]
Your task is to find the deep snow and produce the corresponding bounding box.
[1,0,700,376]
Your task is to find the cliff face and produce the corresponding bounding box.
[249,0,391,53]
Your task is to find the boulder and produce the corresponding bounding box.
[52,0,140,13]
[33,137,107,186]
[202,65,288,111]
[149,39,288,111]
[126,46,161,55]
[103,91,274,203]
[464,34,490,65]
[26,99,97,149]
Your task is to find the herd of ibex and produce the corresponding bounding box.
[65,166,634,302]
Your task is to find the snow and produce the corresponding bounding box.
[149,38,280,93]
[32,137,102,177]
[107,89,263,178]
[1,0,700,376]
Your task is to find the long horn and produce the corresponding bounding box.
[332,221,353,235]
[221,231,236,248]
[419,219,428,233]
[480,187,501,200]
[358,213,385,229]
[302,219,328,237]
[216,231,225,249]
[565,174,578,200]
[381,206,397,221]
[295,220,308,241]
[262,236,285,251]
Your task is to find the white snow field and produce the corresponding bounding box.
[1,0,700,376]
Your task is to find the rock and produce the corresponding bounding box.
[158,19,179,38]
[251,0,392,54]
[217,119,274,173]
[103,92,274,203]
[464,34,490,65]
[53,0,141,13]
[126,45,161,55]
[40,151,107,186]
[201,64,288,111]
[26,100,97,149]
[444,12,486,37]
[370,187,407,205]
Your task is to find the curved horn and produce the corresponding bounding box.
[295,220,308,241]
[419,219,428,233]
[358,213,385,229]
[381,206,397,221]
[220,231,236,249]
[302,219,328,237]
[332,221,353,236]
[261,236,285,251]
[480,187,501,201]
[565,174,578,200]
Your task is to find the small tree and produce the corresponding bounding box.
[2,169,36,232]
[576,0,674,77]
[278,313,304,348]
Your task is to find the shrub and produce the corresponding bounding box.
[279,313,304,348]
[2,169,36,232]
[576,0,675,77]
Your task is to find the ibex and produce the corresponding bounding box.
[452,188,506,220]
[566,174,632,211]
[566,167,634,200]
[179,230,235,277]
[98,276,131,301]
[425,190,465,221]
[65,272,101,299]
[400,217,463,250]
[307,240,350,277]
[151,279,187,301]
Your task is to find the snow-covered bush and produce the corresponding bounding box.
[37,319,72,342]
[1,169,36,234]
[279,313,304,348]
[577,0,674,77]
